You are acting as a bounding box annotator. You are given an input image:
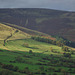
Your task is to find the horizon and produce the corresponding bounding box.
[0,0,74,12]
[0,8,74,12]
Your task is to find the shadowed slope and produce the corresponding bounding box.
[0,8,75,41]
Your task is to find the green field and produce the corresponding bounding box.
[0,23,75,75]
[0,38,75,75]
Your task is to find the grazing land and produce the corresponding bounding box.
[0,17,75,75]
[0,38,75,75]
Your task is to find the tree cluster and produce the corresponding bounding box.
[31,36,64,47]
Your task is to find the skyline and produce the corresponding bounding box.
[0,0,74,11]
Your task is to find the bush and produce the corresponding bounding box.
[15,30,19,33]
[2,64,14,70]
[0,69,14,75]
[29,50,33,54]
[63,53,71,58]
[53,73,57,75]
[41,72,46,75]
[70,51,74,54]
[13,66,19,71]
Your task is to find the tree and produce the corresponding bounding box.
[13,66,19,71]
[62,46,69,52]
[15,30,19,33]
[29,50,33,54]
[0,69,14,75]
[63,53,71,58]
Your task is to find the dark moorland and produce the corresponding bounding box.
[0,8,75,42]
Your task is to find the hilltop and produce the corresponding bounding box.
[0,8,75,42]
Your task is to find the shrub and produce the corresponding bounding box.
[29,50,33,54]
[13,66,19,71]
[41,72,46,75]
[15,30,19,33]
[2,64,14,70]
[70,51,74,54]
[0,69,14,75]
[63,53,71,58]
[53,73,57,75]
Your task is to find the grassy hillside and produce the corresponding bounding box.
[0,23,30,40]
[1,23,51,36]
[0,38,75,75]
[0,23,75,75]
[0,8,75,42]
[0,23,56,40]
[0,23,56,49]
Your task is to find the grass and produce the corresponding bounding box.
[0,38,75,75]
[4,39,62,54]
[0,68,26,75]
[36,18,48,23]
[2,22,50,36]
[0,23,30,40]
[0,23,75,75]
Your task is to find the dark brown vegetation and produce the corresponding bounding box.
[0,8,75,42]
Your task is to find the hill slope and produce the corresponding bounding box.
[0,38,75,75]
[0,22,75,75]
[0,8,75,42]
[0,23,55,40]
[0,23,56,49]
[0,23,30,40]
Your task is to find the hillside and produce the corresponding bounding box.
[0,23,55,39]
[0,23,75,75]
[0,38,75,75]
[0,23,30,40]
[0,8,75,42]
[0,23,56,49]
